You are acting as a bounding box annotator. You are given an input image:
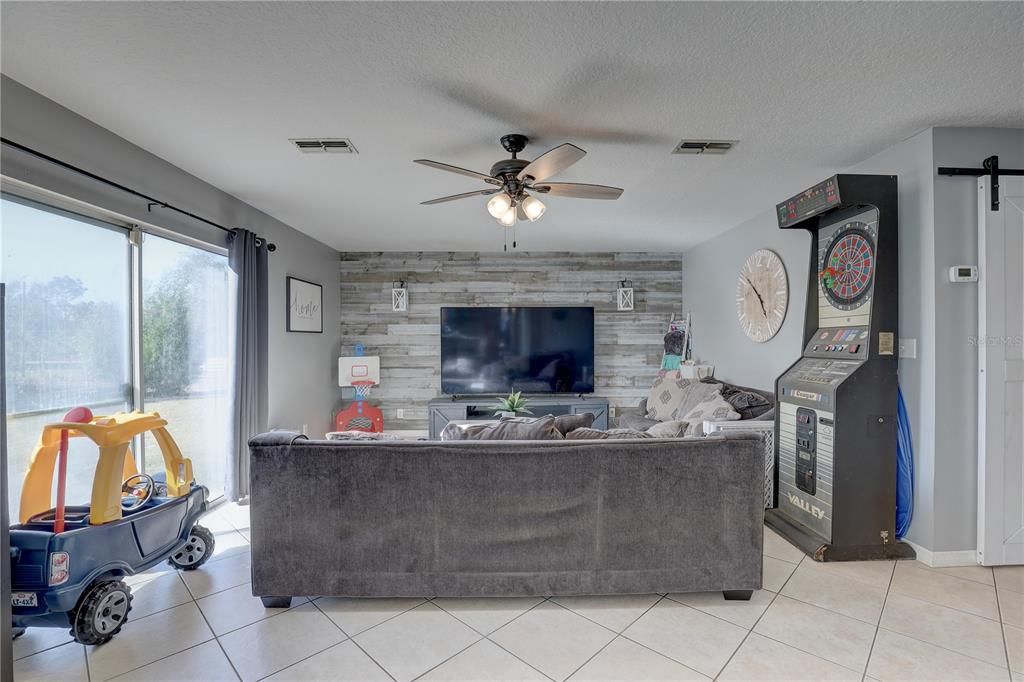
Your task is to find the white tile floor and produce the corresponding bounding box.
[12,502,1024,681]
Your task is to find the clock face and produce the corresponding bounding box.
[736,249,789,343]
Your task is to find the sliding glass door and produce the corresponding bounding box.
[1,196,131,517]
[141,234,229,498]
[2,193,231,518]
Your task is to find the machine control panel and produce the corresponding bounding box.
[777,176,841,228]
[804,326,870,359]
[778,357,861,409]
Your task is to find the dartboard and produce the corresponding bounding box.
[821,223,875,309]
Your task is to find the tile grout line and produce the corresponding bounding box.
[438,597,558,681]
[251,639,350,682]
[178,569,243,682]
[990,581,1014,681]
[100,639,225,682]
[562,594,692,681]
[711,554,804,681]
[309,597,397,682]
[861,558,894,682]
[82,640,92,682]
[408,632,488,682]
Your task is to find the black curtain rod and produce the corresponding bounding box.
[1,137,275,251]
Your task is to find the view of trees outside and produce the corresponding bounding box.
[2,197,231,518]
[2,197,131,516]
[141,234,230,498]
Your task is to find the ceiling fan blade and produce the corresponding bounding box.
[414,159,500,185]
[517,143,586,183]
[420,188,500,205]
[531,183,623,200]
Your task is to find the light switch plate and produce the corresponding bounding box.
[397,408,405,419]
[899,338,917,359]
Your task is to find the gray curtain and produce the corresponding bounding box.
[227,229,269,502]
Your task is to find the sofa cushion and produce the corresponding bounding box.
[646,420,690,438]
[617,413,661,431]
[553,412,595,436]
[646,377,722,421]
[457,415,565,441]
[681,394,741,436]
[566,427,653,440]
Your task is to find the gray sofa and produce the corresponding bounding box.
[248,431,765,607]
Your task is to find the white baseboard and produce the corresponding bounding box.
[905,540,979,567]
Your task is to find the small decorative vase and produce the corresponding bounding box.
[498,411,515,419]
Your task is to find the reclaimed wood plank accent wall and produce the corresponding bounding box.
[339,252,683,431]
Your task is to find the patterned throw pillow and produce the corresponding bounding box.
[645,420,690,438]
[566,427,653,440]
[681,394,741,436]
[645,377,722,421]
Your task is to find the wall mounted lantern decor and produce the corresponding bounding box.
[391,281,408,312]
[617,280,634,311]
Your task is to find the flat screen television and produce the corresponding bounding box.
[441,306,595,395]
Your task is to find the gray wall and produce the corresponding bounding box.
[682,126,1024,555]
[340,252,683,431]
[1,76,341,437]
[930,127,1024,552]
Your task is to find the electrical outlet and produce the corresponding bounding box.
[899,338,917,359]
[609,406,617,417]
[397,408,405,419]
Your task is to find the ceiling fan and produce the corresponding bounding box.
[414,134,623,233]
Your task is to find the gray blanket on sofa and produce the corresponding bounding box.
[248,432,764,599]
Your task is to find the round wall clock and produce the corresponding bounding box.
[735,249,788,343]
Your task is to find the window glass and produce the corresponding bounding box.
[1,196,131,518]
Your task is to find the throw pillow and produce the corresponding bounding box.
[553,412,596,435]
[681,394,741,436]
[460,415,565,441]
[645,420,690,438]
[566,427,653,440]
[700,378,773,420]
[646,377,723,421]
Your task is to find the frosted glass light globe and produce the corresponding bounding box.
[487,193,513,219]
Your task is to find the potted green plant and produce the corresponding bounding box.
[492,391,533,418]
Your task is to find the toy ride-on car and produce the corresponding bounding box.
[10,408,214,645]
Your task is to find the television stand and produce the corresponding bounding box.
[427,395,609,440]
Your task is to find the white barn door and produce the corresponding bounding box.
[978,175,1024,566]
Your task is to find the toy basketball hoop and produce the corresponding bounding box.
[352,380,374,401]
[336,345,384,432]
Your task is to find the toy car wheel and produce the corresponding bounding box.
[169,524,215,570]
[70,580,133,645]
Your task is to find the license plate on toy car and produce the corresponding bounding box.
[12,592,37,607]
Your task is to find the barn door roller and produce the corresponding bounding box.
[938,155,1024,211]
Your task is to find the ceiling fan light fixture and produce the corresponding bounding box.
[521,195,546,222]
[486,192,513,219]
[498,205,517,228]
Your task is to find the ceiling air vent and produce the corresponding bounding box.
[672,139,737,155]
[290,138,357,154]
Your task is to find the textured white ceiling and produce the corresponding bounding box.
[2,2,1022,251]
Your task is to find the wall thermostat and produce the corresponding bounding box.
[948,265,978,282]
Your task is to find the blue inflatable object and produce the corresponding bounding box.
[896,387,914,538]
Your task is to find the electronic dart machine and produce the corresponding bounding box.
[767,175,914,561]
